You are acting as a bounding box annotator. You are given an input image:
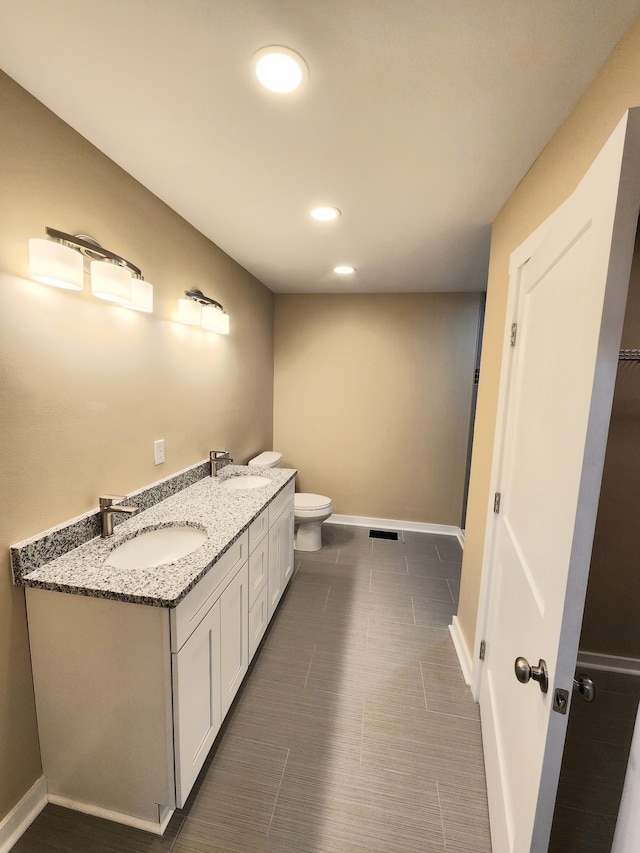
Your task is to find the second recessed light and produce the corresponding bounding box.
[334,265,356,275]
[311,207,341,221]
[253,46,309,93]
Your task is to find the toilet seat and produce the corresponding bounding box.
[294,493,332,513]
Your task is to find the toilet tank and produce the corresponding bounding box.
[248,451,282,468]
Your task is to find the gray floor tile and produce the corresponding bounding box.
[178,735,288,832]
[412,594,458,629]
[366,616,459,665]
[421,661,480,720]
[407,556,462,580]
[371,570,454,601]
[270,753,448,851]
[438,781,492,853]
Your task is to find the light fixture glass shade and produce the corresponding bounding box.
[178,298,202,325]
[90,260,132,303]
[29,238,84,290]
[123,279,153,312]
[201,304,230,334]
[334,265,356,275]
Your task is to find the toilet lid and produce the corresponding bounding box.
[295,493,332,511]
[248,451,282,467]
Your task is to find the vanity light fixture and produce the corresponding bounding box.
[252,46,309,94]
[334,265,356,275]
[29,227,154,310]
[311,207,341,221]
[179,289,230,335]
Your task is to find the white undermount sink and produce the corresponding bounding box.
[220,475,271,490]
[105,526,207,570]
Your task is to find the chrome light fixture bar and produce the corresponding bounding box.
[179,289,230,335]
[29,227,153,312]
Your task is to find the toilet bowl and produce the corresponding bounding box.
[248,451,333,552]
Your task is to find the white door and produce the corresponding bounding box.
[480,109,640,853]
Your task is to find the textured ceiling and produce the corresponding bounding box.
[1,1,639,293]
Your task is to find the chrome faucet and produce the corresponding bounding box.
[210,450,233,477]
[99,495,139,538]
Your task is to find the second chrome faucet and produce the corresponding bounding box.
[210,450,233,477]
[99,495,139,537]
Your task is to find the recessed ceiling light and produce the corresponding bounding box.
[311,207,341,221]
[334,265,356,275]
[253,46,309,94]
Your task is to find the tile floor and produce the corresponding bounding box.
[12,523,492,853]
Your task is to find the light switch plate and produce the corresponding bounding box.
[154,439,165,465]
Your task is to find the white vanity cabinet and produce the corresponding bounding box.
[24,479,296,835]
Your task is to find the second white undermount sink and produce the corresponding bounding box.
[105,525,207,570]
[220,475,271,490]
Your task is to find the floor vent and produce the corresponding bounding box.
[369,530,399,540]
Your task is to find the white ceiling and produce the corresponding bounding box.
[1,1,639,294]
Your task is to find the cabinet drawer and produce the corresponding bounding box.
[248,537,268,609]
[171,531,248,653]
[248,508,268,553]
[268,480,295,527]
[249,583,269,661]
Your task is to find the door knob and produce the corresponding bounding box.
[573,673,596,702]
[514,656,549,693]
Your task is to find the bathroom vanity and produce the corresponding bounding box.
[14,465,295,834]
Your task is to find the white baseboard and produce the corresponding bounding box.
[0,776,47,853]
[449,616,473,686]
[327,514,462,540]
[47,794,173,835]
[577,650,640,676]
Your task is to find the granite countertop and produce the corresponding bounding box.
[15,465,296,608]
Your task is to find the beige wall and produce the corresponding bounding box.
[580,236,640,658]
[274,293,481,525]
[458,17,640,658]
[0,72,274,819]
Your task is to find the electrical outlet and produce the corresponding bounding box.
[154,439,165,465]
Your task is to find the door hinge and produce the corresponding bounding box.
[510,323,518,347]
[493,492,501,514]
[479,640,486,661]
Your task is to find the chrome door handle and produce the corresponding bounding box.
[514,656,549,694]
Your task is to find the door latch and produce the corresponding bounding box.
[553,688,569,715]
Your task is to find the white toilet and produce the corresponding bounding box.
[248,451,333,552]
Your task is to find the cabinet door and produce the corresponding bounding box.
[268,519,283,621]
[220,563,249,717]
[249,583,269,661]
[281,501,295,588]
[248,537,268,609]
[267,500,295,621]
[172,600,221,807]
